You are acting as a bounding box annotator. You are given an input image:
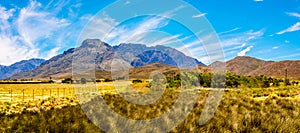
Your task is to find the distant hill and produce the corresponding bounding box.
[248,60,300,79]
[0,59,45,79]
[94,63,180,80]
[210,56,300,79]
[11,39,204,79]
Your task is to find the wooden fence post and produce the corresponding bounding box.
[10,88,12,102]
[22,89,24,102]
[42,88,44,100]
[33,89,34,101]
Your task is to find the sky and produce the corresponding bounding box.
[0,0,300,66]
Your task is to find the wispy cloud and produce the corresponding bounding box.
[85,5,186,46]
[148,34,182,46]
[286,12,300,19]
[218,27,240,35]
[124,1,131,5]
[192,13,207,18]
[285,40,290,43]
[238,46,253,56]
[0,1,75,65]
[17,1,70,48]
[0,5,39,66]
[277,22,300,35]
[176,29,264,64]
[272,46,279,49]
[105,16,169,45]
[220,29,264,47]
[272,52,300,60]
[276,12,300,35]
[254,0,264,2]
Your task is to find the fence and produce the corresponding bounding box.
[0,88,76,103]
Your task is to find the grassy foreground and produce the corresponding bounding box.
[1,86,300,132]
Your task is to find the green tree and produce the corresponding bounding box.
[81,78,87,84]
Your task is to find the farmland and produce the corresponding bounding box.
[1,82,300,132]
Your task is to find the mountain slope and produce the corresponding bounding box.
[210,56,300,79]
[225,56,274,75]
[130,50,177,67]
[0,59,45,79]
[11,39,204,79]
[248,60,300,78]
[11,39,115,79]
[114,43,205,67]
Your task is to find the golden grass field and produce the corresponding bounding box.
[1,83,300,132]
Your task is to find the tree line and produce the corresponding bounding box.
[149,72,299,89]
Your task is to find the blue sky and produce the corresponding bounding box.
[0,0,300,65]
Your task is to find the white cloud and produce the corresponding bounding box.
[17,1,70,48]
[90,6,186,46]
[0,6,39,66]
[286,12,300,19]
[80,5,186,46]
[0,7,15,32]
[104,16,169,45]
[238,46,253,56]
[198,54,225,65]
[272,52,300,60]
[192,13,206,18]
[0,33,39,66]
[0,1,73,65]
[220,29,264,47]
[45,47,61,60]
[218,27,240,35]
[175,29,263,64]
[277,22,300,35]
[79,13,119,43]
[272,46,279,49]
[125,1,131,5]
[148,34,182,46]
[254,0,264,2]
[285,40,290,43]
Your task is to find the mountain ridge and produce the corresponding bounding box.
[210,56,300,79]
[10,39,204,79]
[5,39,300,80]
[0,59,45,79]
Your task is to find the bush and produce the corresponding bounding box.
[80,78,87,84]
[62,78,72,84]
[268,94,279,99]
[132,79,143,84]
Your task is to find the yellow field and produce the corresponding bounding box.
[1,83,300,132]
[0,84,76,102]
[0,82,134,103]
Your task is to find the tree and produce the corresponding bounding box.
[132,79,143,84]
[273,79,280,87]
[81,78,87,84]
[262,80,270,88]
[62,78,72,84]
[285,79,291,86]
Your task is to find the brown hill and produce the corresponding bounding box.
[210,56,300,79]
[248,60,300,79]
[88,63,179,80]
[225,56,274,75]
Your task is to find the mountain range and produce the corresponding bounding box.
[1,39,300,80]
[0,59,45,79]
[8,39,204,80]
